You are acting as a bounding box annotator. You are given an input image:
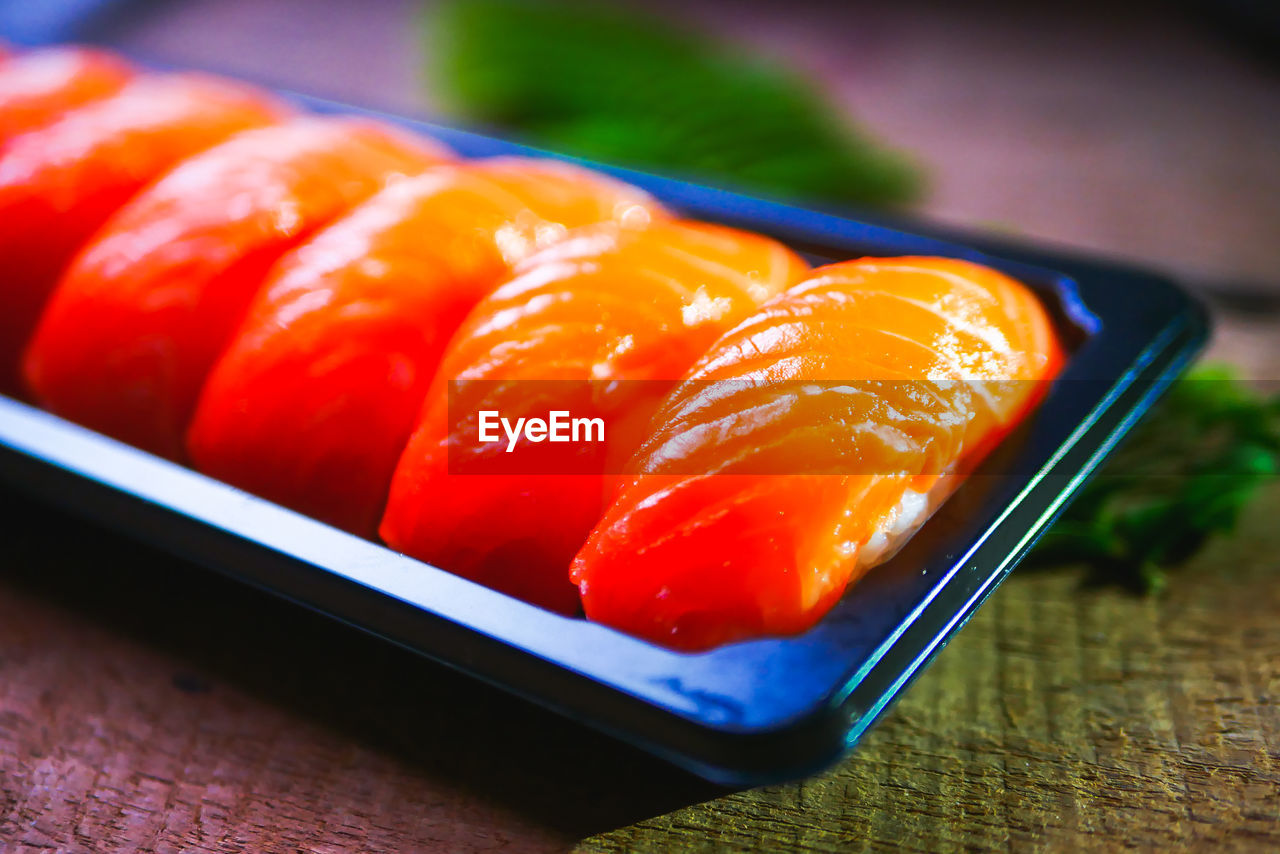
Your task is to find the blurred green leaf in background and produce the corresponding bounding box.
[1032,364,1279,592]
[430,0,922,207]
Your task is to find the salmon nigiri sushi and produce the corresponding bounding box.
[571,257,1064,650]
[379,220,808,612]
[187,157,664,536]
[0,73,286,391]
[0,46,133,144]
[24,117,451,457]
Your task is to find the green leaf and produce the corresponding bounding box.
[1032,363,1280,592]
[428,0,923,207]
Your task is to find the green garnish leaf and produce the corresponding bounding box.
[1032,363,1279,591]
[429,0,923,206]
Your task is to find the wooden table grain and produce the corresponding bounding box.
[3,0,1279,850]
[2,474,1278,852]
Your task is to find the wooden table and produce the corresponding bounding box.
[2,464,1278,853]
[3,0,1279,850]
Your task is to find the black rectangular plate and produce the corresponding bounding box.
[0,85,1207,785]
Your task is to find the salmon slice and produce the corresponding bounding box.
[379,220,808,613]
[24,117,451,457]
[571,256,1064,650]
[186,157,664,536]
[0,46,133,144]
[0,72,286,392]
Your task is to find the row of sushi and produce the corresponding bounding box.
[0,45,1063,651]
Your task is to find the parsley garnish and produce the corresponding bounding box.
[429,0,922,207]
[1032,364,1279,591]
